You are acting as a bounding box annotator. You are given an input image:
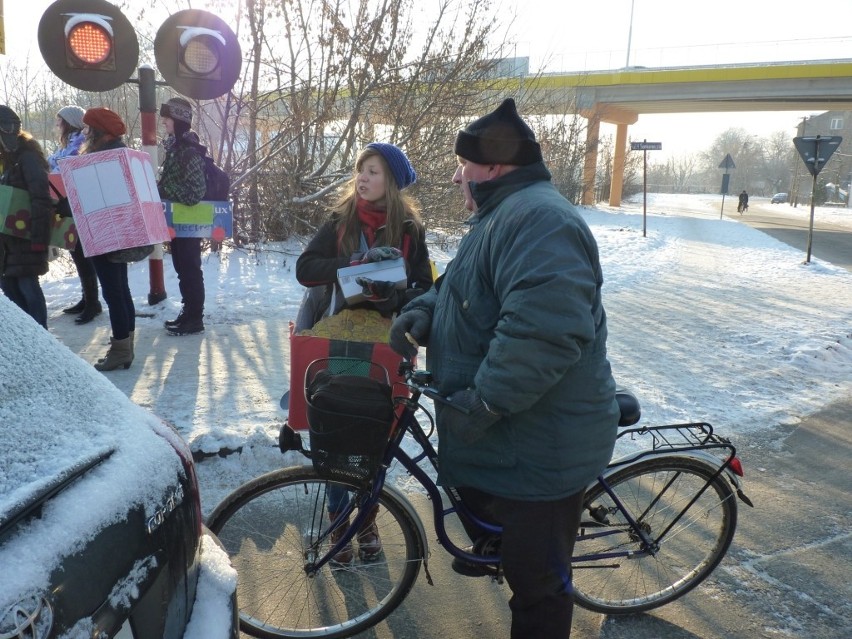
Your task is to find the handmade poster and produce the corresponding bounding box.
[163,200,233,240]
[59,149,170,257]
[0,185,78,249]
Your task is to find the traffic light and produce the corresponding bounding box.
[155,11,242,100]
[178,27,226,81]
[64,13,115,71]
[38,0,138,92]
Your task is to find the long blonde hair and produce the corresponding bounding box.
[331,146,422,256]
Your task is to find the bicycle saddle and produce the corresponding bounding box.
[615,388,641,427]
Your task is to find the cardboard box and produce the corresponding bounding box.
[163,200,233,240]
[0,184,78,250]
[59,148,171,257]
[337,258,407,304]
[287,323,410,430]
[48,173,66,198]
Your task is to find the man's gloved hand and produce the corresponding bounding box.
[355,277,396,302]
[443,389,503,444]
[388,309,431,358]
[361,246,402,263]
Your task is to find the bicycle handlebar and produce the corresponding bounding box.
[396,359,472,415]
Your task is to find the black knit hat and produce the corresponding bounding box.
[0,105,22,152]
[159,97,193,125]
[454,98,542,166]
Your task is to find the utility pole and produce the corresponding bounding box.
[625,0,636,67]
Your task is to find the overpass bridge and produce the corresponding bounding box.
[501,59,852,205]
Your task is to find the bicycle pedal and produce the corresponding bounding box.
[451,556,498,578]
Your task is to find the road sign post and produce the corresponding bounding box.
[630,140,662,237]
[718,153,736,219]
[793,135,842,264]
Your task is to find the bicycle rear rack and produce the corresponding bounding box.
[610,422,735,469]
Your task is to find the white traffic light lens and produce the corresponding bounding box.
[67,22,112,65]
[182,36,221,75]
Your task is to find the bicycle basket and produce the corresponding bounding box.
[305,358,395,482]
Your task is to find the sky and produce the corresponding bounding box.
[5,192,852,629]
[3,0,852,160]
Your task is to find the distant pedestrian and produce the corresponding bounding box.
[158,97,208,336]
[0,105,51,329]
[738,190,749,214]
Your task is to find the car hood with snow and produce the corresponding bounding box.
[0,297,236,638]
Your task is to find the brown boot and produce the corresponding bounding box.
[94,336,133,371]
[357,505,382,562]
[328,513,353,565]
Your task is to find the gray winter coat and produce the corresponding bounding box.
[404,162,619,500]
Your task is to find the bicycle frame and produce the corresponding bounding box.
[300,368,749,578]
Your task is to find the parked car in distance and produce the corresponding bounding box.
[0,297,238,639]
[771,192,788,204]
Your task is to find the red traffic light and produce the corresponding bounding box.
[39,0,138,92]
[65,14,115,69]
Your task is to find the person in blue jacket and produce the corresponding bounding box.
[49,105,103,324]
[389,98,620,639]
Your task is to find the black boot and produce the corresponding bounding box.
[164,306,185,329]
[167,308,204,336]
[63,298,85,314]
[75,276,103,325]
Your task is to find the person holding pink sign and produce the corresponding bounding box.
[81,107,137,372]
[0,105,51,329]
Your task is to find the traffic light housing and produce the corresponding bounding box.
[38,0,138,92]
[64,13,115,71]
[155,11,242,100]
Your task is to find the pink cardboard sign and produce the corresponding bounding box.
[59,148,170,257]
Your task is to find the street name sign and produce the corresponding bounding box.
[631,141,662,151]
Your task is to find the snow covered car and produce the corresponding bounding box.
[0,297,237,639]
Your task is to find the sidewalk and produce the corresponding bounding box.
[50,314,852,639]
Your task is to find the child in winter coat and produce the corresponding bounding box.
[295,143,433,564]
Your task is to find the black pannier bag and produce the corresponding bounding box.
[305,358,395,482]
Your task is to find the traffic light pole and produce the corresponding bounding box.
[137,65,168,305]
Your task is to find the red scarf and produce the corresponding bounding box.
[356,197,387,247]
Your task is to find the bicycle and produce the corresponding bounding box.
[207,357,754,638]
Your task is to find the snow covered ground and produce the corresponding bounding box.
[39,193,852,514]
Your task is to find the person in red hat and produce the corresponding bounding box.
[0,105,51,329]
[81,107,137,372]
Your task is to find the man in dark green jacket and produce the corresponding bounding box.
[390,98,620,638]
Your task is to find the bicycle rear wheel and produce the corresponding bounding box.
[207,466,423,638]
[572,456,737,614]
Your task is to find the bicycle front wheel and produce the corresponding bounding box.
[207,466,424,638]
[572,456,737,614]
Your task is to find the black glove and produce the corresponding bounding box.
[361,246,402,263]
[355,277,396,302]
[443,389,503,444]
[388,309,431,358]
